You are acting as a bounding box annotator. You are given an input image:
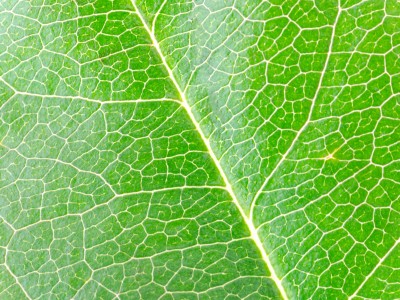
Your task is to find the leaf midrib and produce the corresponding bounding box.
[131,1,288,299]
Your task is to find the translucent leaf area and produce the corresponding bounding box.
[0,0,399,299]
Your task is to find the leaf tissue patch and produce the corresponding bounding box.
[0,0,399,299]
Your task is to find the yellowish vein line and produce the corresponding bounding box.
[130,1,289,299]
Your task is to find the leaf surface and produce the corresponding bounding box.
[0,0,399,299]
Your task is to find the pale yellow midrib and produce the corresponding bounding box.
[130,1,289,299]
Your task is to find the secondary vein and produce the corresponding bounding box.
[249,3,343,221]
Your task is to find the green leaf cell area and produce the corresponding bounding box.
[0,0,399,299]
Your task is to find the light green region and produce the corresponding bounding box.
[0,0,399,299]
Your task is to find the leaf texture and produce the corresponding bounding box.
[0,0,399,299]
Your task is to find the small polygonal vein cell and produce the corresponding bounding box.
[0,0,399,299]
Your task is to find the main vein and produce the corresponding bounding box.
[130,1,288,299]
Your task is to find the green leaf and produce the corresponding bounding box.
[0,0,399,299]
